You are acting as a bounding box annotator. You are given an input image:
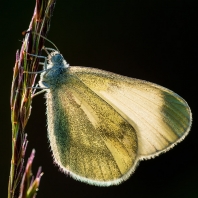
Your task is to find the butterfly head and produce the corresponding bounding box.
[48,51,64,65]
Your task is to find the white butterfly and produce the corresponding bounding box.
[33,48,192,186]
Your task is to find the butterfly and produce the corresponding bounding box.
[33,47,192,186]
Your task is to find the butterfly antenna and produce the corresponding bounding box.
[25,31,60,52]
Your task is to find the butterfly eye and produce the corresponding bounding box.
[49,52,63,64]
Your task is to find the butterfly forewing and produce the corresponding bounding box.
[46,70,138,186]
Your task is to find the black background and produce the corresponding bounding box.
[0,0,197,197]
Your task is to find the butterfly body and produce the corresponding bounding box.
[38,50,192,186]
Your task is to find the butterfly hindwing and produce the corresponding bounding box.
[69,66,191,159]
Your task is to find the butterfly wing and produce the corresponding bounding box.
[46,70,138,186]
[46,66,192,186]
[68,66,192,159]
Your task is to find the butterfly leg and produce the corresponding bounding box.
[23,68,51,74]
[25,83,49,98]
[23,53,49,74]
[31,89,48,98]
[28,52,48,69]
[31,81,50,97]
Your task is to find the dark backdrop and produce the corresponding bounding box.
[0,0,197,197]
